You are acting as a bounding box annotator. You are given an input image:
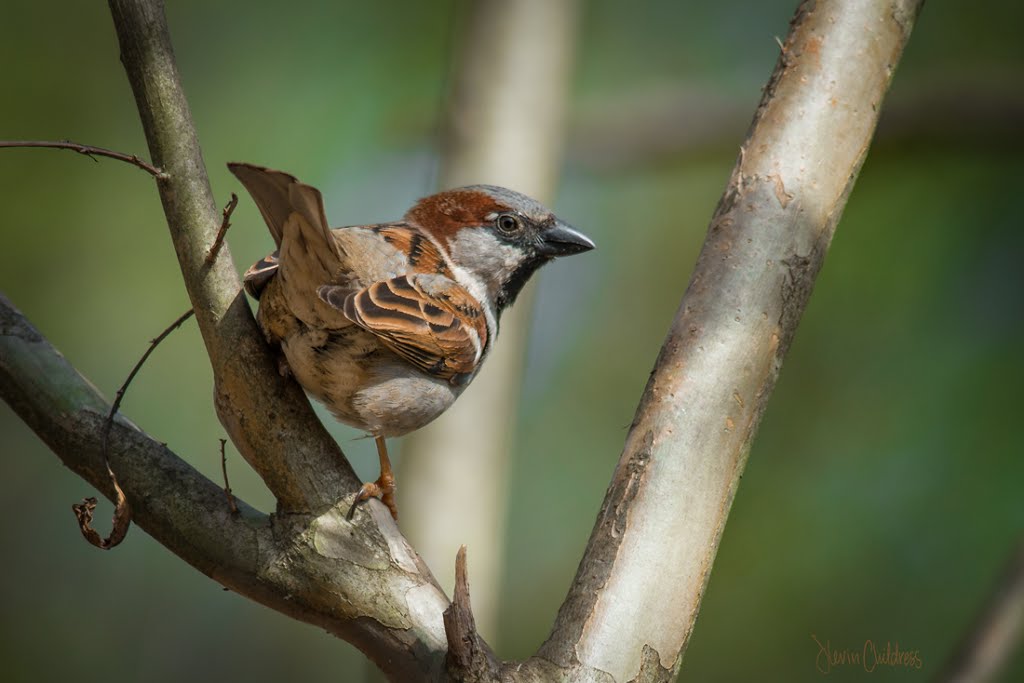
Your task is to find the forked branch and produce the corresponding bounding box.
[1,0,925,681]
[107,0,358,512]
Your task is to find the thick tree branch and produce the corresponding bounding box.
[107,0,356,512]
[0,294,454,679]
[534,1,925,681]
[0,294,266,587]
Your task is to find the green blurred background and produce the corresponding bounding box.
[2,1,1022,681]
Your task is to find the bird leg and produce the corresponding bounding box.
[347,435,398,520]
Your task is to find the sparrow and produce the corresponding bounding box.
[228,163,594,519]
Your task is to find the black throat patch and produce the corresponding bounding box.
[495,256,550,313]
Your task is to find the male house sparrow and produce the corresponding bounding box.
[229,163,594,519]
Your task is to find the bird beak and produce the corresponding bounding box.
[538,219,596,257]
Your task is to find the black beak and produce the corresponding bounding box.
[537,219,596,257]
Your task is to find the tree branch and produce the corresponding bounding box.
[5,0,457,676]
[0,139,166,177]
[0,294,266,587]
[0,293,455,679]
[535,1,925,680]
[107,0,357,513]
[3,0,925,680]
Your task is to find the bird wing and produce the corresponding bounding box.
[318,273,488,384]
[367,224,455,278]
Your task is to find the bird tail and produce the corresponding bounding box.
[229,162,347,325]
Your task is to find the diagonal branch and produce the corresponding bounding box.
[106,0,357,512]
[0,293,454,680]
[534,1,926,680]
[0,294,265,584]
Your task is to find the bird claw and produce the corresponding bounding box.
[346,476,397,521]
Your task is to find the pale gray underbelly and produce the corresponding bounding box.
[280,324,463,437]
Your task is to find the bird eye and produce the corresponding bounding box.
[496,213,522,234]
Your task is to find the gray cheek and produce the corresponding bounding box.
[450,231,524,283]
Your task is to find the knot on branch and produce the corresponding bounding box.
[443,546,501,682]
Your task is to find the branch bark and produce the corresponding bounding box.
[0,294,262,580]
[2,0,461,677]
[399,0,580,642]
[107,0,356,513]
[534,1,924,680]
[0,292,455,679]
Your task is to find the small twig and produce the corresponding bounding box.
[219,438,239,514]
[106,308,195,432]
[205,192,238,265]
[0,139,166,178]
[73,307,195,549]
[443,546,500,678]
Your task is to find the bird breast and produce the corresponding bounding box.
[275,314,463,437]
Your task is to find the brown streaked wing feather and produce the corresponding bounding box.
[370,225,453,277]
[232,163,351,325]
[320,274,487,381]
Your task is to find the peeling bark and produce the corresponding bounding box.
[539,1,925,680]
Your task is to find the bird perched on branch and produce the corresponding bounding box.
[229,163,594,520]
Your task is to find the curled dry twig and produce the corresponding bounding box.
[70,463,131,550]
[72,308,195,549]
[4,136,236,547]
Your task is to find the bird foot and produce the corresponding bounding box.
[347,435,398,521]
[347,472,397,520]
